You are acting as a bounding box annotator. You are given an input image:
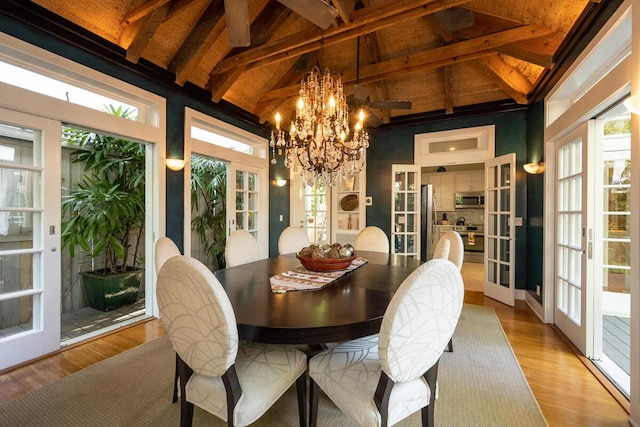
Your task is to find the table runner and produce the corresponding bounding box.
[269,257,368,292]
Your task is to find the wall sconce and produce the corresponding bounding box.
[624,94,640,115]
[274,179,287,187]
[165,158,186,171]
[523,162,545,174]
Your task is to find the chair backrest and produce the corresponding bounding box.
[155,236,181,274]
[438,230,464,270]
[225,229,259,267]
[278,226,311,255]
[432,237,451,260]
[157,255,238,377]
[354,226,389,253]
[378,259,463,383]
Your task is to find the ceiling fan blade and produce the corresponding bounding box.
[365,109,384,127]
[369,100,412,110]
[225,0,250,47]
[277,0,338,30]
[353,84,370,103]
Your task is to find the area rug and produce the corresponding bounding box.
[0,304,547,426]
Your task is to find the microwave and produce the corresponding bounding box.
[455,192,485,209]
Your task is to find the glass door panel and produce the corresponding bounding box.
[0,110,60,370]
[554,122,593,355]
[391,165,420,258]
[484,153,515,306]
[227,163,267,258]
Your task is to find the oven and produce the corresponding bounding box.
[455,226,484,263]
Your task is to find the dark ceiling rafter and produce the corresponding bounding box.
[259,24,555,102]
[211,0,473,75]
[169,0,225,86]
[208,2,293,102]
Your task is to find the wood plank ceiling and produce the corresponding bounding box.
[30,0,591,127]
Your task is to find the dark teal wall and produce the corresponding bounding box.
[366,109,530,289]
[526,102,545,301]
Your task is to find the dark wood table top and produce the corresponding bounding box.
[214,251,422,345]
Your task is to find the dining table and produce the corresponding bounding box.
[213,251,423,345]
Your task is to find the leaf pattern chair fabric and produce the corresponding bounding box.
[157,255,308,427]
[432,230,464,352]
[308,259,464,427]
[354,226,390,253]
[154,236,182,402]
[278,226,311,255]
[225,230,260,267]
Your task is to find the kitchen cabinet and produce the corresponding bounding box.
[426,174,455,211]
[455,172,485,192]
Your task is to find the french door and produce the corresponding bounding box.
[228,163,267,257]
[553,122,594,355]
[484,153,516,306]
[391,165,421,258]
[0,109,61,370]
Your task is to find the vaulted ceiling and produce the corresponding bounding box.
[30,0,592,127]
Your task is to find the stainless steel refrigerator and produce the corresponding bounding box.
[420,184,436,261]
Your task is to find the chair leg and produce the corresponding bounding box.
[295,374,307,427]
[177,356,195,427]
[309,379,320,427]
[446,337,453,352]
[173,353,179,403]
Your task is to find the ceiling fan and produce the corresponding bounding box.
[224,0,339,47]
[348,36,412,127]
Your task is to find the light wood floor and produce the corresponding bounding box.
[0,280,630,426]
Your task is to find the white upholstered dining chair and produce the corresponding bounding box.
[157,255,308,427]
[225,229,260,267]
[433,230,464,270]
[432,230,464,352]
[308,259,464,427]
[278,226,311,255]
[154,236,182,403]
[354,226,390,253]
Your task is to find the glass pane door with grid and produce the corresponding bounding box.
[554,122,593,355]
[392,165,420,258]
[484,153,516,306]
[0,109,60,370]
[228,163,267,258]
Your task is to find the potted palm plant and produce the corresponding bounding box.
[61,106,145,311]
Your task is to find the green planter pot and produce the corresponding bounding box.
[80,268,143,312]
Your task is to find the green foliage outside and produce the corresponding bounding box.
[61,106,145,275]
[191,155,227,270]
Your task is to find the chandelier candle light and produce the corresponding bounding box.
[270,65,369,187]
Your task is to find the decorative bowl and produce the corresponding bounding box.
[296,254,357,272]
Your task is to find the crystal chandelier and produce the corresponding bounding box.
[270,65,369,187]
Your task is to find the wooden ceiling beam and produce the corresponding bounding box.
[331,0,352,24]
[479,55,531,104]
[168,0,225,86]
[123,2,171,62]
[120,0,171,27]
[163,0,202,23]
[260,24,554,101]
[496,37,558,68]
[211,0,472,75]
[208,2,291,102]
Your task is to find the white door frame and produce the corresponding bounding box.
[184,109,269,260]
